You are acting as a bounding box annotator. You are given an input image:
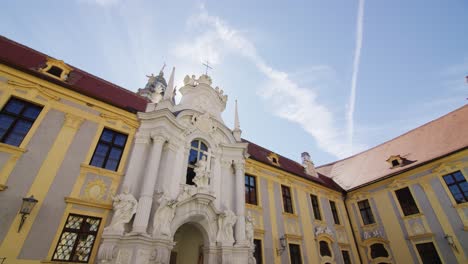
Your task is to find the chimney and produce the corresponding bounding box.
[302,152,318,177]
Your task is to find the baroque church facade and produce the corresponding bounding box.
[0,35,467,264]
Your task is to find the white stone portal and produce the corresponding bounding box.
[97,72,251,264]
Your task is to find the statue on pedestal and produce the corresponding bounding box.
[104,186,138,234]
[216,210,237,244]
[193,155,210,189]
[245,212,255,247]
[153,194,177,237]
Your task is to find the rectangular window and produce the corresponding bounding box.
[341,250,352,264]
[90,128,128,171]
[281,185,294,214]
[358,199,376,225]
[0,97,43,146]
[289,244,302,264]
[330,200,340,225]
[442,171,468,204]
[253,239,263,264]
[52,214,101,263]
[245,175,258,205]
[395,187,420,216]
[310,194,322,220]
[416,242,442,264]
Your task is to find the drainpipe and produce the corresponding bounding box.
[343,192,363,264]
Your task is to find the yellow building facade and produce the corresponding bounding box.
[0,36,467,264]
[0,36,144,263]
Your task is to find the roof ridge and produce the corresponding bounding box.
[317,103,468,169]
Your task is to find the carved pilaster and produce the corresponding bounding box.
[64,113,84,130]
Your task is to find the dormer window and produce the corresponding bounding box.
[386,155,404,169]
[39,57,72,81]
[46,66,63,78]
[267,153,280,166]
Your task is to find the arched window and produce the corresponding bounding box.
[370,243,389,259]
[186,139,209,185]
[319,241,332,257]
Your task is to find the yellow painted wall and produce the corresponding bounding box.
[0,64,139,263]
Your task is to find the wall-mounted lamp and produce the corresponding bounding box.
[17,195,38,232]
[444,234,458,252]
[276,235,287,256]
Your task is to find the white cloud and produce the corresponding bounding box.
[77,0,121,7]
[174,6,363,158]
[346,0,365,152]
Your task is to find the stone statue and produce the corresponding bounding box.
[216,210,237,244]
[153,194,177,237]
[152,84,164,104]
[183,75,197,86]
[245,212,255,247]
[104,186,137,234]
[193,155,210,189]
[145,73,157,89]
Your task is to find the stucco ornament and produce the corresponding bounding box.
[104,186,137,234]
[245,212,255,248]
[216,209,237,244]
[153,193,177,237]
[183,74,198,86]
[193,155,210,189]
[315,226,333,237]
[192,112,217,134]
[152,83,164,104]
[363,228,383,240]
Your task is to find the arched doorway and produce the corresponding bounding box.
[170,223,205,264]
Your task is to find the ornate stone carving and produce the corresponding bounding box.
[315,226,333,237]
[115,248,132,264]
[84,178,107,201]
[183,75,198,86]
[153,193,177,237]
[104,186,138,235]
[216,209,237,244]
[363,228,383,240]
[176,185,197,202]
[191,112,217,135]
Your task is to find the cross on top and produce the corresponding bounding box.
[202,60,213,75]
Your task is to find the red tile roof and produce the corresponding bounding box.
[244,139,344,192]
[317,104,468,191]
[0,35,148,113]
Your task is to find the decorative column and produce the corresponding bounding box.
[233,160,247,245]
[121,133,150,196]
[132,134,167,234]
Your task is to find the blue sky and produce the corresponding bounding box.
[1,0,467,165]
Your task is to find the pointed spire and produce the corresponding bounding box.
[234,100,240,130]
[164,67,175,100]
[233,99,242,142]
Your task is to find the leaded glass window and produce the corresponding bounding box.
[52,214,101,263]
[0,97,43,146]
